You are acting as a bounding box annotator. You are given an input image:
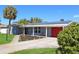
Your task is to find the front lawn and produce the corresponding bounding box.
[0,34,14,44]
[11,48,57,54]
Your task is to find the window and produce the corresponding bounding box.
[34,27,41,33]
[34,27,37,33]
[38,27,41,33]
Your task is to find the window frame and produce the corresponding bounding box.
[34,27,41,34]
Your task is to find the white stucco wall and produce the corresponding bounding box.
[0,28,7,34]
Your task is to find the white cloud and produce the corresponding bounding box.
[73,15,79,18]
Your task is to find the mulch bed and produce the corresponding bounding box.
[19,34,44,42]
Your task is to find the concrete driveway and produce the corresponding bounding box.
[0,36,59,54]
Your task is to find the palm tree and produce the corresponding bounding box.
[17,19,30,34]
[31,17,42,23]
[3,6,17,34]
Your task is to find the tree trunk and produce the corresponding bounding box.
[8,19,11,34]
[6,19,11,41]
[6,29,8,40]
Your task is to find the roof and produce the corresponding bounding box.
[23,21,72,27]
[0,23,7,28]
[28,21,71,25]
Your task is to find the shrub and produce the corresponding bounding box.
[57,22,79,54]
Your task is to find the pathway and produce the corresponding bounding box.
[10,35,20,44]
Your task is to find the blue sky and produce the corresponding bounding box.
[0,5,79,24]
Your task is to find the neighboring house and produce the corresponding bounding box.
[0,24,8,34]
[0,22,23,34]
[12,21,72,37]
[0,23,22,34]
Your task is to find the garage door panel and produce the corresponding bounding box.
[51,27,62,37]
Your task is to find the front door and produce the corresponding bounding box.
[51,27,62,37]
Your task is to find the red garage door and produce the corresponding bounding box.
[51,27,62,37]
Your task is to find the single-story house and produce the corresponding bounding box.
[11,21,72,37]
[0,21,72,37]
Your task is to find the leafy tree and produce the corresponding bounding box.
[17,19,30,34]
[57,22,79,54]
[31,17,42,23]
[18,19,29,25]
[3,6,17,34]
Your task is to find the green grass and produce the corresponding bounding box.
[11,48,57,54]
[0,34,14,44]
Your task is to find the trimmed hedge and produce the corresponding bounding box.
[57,22,79,54]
